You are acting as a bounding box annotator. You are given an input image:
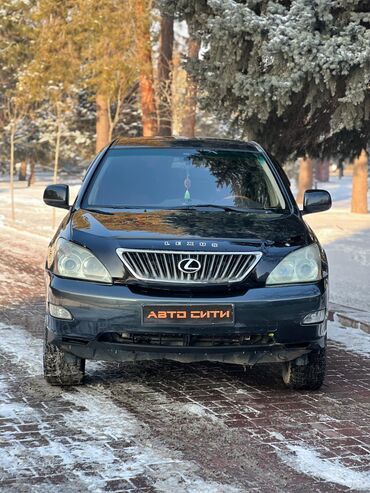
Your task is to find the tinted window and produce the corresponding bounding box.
[83,148,286,210]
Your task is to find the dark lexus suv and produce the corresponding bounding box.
[43,137,331,389]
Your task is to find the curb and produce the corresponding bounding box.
[328,303,370,335]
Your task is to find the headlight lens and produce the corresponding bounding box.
[50,238,112,283]
[266,244,322,285]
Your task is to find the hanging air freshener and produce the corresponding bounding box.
[184,175,191,201]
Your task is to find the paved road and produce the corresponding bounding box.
[306,209,370,313]
[0,227,369,492]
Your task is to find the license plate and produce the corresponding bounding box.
[142,304,234,325]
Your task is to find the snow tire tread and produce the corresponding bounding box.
[43,328,85,386]
[283,347,326,391]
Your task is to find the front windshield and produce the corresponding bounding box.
[83,148,287,211]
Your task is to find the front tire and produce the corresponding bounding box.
[282,346,326,390]
[43,328,85,386]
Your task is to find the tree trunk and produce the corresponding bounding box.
[158,13,174,136]
[52,104,63,229]
[27,159,36,187]
[18,160,27,181]
[139,75,157,136]
[135,0,157,136]
[296,156,313,203]
[315,159,329,182]
[53,112,62,185]
[96,93,110,152]
[351,149,368,214]
[107,88,123,142]
[10,123,16,222]
[182,35,200,138]
[320,159,330,182]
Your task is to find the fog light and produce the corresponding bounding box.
[49,303,73,320]
[302,309,326,325]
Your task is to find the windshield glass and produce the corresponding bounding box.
[83,148,287,211]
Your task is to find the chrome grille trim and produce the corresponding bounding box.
[116,248,262,284]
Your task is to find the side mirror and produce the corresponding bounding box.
[302,189,332,215]
[43,184,70,209]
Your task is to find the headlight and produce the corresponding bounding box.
[266,244,321,285]
[50,238,112,283]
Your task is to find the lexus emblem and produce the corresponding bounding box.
[178,258,201,274]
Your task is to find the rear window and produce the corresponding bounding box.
[83,148,287,211]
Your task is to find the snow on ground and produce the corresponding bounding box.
[175,402,221,423]
[271,317,370,491]
[260,316,370,492]
[0,323,43,373]
[278,444,370,491]
[327,320,370,358]
[0,323,241,493]
[303,176,370,311]
[0,179,81,238]
[1,320,369,491]
[269,422,370,491]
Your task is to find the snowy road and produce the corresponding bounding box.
[305,176,370,312]
[0,220,370,491]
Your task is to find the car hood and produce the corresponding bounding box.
[71,209,309,247]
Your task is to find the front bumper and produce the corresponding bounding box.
[46,274,328,365]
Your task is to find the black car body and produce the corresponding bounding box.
[43,138,331,389]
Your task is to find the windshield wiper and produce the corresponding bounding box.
[83,208,114,215]
[84,206,157,213]
[173,204,244,213]
[171,204,272,213]
[84,205,280,214]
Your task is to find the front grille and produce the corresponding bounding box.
[116,249,262,284]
